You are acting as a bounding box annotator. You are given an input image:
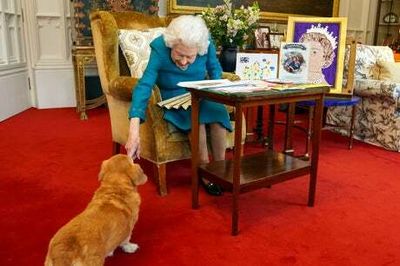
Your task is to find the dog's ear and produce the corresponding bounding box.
[98,159,109,181]
[129,164,147,186]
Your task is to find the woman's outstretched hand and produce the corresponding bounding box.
[125,118,141,160]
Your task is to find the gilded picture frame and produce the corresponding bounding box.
[286,17,348,94]
[167,0,340,21]
[71,0,158,46]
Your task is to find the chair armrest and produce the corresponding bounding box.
[108,76,164,122]
[109,76,139,102]
[352,79,400,103]
[109,76,171,152]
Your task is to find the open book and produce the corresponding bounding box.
[157,92,191,110]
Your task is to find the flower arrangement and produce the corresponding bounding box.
[202,0,260,48]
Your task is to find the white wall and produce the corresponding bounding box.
[0,69,30,121]
[339,0,377,44]
[159,0,167,16]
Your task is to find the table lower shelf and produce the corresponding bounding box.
[199,150,310,193]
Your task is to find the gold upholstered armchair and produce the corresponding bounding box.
[90,11,245,196]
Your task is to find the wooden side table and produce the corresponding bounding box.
[71,46,106,120]
[189,85,329,235]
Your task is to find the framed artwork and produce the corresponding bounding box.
[71,0,159,46]
[235,52,279,80]
[286,17,348,94]
[167,0,340,21]
[254,27,271,49]
[269,33,284,50]
[279,43,311,83]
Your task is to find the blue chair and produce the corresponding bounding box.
[297,96,361,157]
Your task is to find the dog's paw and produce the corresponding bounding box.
[121,242,139,253]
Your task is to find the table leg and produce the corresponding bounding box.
[72,55,88,120]
[266,105,275,150]
[308,96,324,207]
[232,103,243,236]
[349,105,356,149]
[284,103,295,154]
[78,72,88,121]
[245,107,255,142]
[72,48,98,120]
[255,106,264,142]
[191,94,200,209]
[304,106,314,159]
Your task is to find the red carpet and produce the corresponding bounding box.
[1,107,400,266]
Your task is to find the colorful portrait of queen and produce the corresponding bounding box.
[293,23,339,86]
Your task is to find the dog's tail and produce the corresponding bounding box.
[44,255,88,266]
[45,249,104,266]
[44,242,53,266]
[44,252,53,266]
[44,248,83,266]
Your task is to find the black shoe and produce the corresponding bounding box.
[200,179,223,196]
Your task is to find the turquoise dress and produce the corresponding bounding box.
[128,36,232,132]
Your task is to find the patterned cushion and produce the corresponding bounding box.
[118,28,165,78]
[353,45,394,80]
[375,60,400,82]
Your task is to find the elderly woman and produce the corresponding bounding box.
[125,15,231,196]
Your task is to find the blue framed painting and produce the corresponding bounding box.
[286,17,348,94]
[72,0,159,46]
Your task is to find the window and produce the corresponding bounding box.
[0,0,25,67]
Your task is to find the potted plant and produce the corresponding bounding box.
[202,0,260,72]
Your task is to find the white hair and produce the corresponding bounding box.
[163,15,210,56]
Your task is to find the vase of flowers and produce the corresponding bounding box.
[202,0,260,72]
[218,45,239,72]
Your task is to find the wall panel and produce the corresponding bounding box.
[0,0,31,121]
[0,70,30,121]
[24,0,75,108]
